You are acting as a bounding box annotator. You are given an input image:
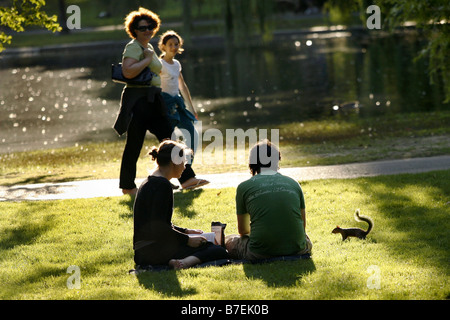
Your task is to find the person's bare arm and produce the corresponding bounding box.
[122,47,153,79]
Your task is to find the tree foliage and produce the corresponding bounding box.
[324,0,449,102]
[222,0,274,46]
[380,0,449,102]
[0,0,61,52]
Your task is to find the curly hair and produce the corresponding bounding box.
[158,30,185,57]
[124,7,160,39]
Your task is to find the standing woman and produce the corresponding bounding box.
[113,7,171,195]
[133,140,229,269]
[113,8,207,195]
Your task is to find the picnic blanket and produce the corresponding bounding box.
[128,253,311,274]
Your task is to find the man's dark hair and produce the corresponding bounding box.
[248,139,281,176]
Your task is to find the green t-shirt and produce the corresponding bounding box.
[235,170,306,256]
[122,39,162,87]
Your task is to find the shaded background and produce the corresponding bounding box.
[0,0,447,153]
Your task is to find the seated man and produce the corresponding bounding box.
[225,139,312,260]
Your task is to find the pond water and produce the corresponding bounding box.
[0,29,445,153]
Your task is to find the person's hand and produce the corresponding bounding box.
[143,47,154,60]
[188,235,207,248]
[186,229,203,235]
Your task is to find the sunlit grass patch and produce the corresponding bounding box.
[0,170,448,300]
[2,112,450,186]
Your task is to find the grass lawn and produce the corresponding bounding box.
[2,111,450,186]
[0,170,448,300]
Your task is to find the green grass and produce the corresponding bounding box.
[1,111,449,186]
[1,170,449,300]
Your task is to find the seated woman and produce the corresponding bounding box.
[133,139,229,269]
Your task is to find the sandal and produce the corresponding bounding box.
[181,178,210,190]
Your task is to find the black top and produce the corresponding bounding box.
[133,175,189,265]
[113,86,163,136]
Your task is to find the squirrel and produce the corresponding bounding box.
[332,209,373,240]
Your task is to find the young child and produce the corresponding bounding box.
[158,30,209,190]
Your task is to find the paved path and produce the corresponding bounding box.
[1,155,449,201]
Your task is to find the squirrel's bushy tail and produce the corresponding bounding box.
[354,209,373,235]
